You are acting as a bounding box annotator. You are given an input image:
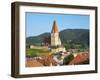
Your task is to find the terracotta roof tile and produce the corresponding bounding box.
[26,60,43,67]
[69,53,89,65]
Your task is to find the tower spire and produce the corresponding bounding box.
[51,20,66,53]
[51,20,58,33]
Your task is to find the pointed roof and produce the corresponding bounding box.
[51,20,58,33]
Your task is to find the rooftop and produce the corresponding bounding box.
[51,20,58,33]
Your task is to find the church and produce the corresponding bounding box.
[50,20,66,53]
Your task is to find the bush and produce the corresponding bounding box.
[63,54,74,65]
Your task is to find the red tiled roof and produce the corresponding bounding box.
[38,55,57,66]
[69,53,89,65]
[26,60,43,67]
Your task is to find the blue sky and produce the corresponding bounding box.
[26,12,89,37]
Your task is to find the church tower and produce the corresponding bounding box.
[51,20,66,53]
[51,20,61,46]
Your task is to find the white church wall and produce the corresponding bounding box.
[51,33,59,46]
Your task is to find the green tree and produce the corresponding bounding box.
[63,54,74,65]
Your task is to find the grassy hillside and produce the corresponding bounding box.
[60,29,89,44]
[26,47,51,57]
[26,29,89,46]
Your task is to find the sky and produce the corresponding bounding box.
[26,12,90,37]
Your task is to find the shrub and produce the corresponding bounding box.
[63,54,74,65]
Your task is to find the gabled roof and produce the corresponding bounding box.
[51,20,58,33]
[26,60,43,67]
[38,55,57,66]
[69,53,89,65]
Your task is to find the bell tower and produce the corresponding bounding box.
[51,20,61,47]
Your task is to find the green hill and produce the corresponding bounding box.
[60,29,89,45]
[26,33,50,45]
[26,29,89,46]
